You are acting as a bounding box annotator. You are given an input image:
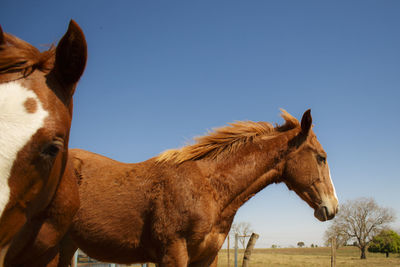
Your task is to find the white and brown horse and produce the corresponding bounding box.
[0,21,86,266]
[53,109,338,266]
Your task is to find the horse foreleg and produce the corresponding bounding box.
[209,254,218,267]
[158,239,189,267]
[56,232,78,267]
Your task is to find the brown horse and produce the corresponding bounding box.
[56,109,338,266]
[0,21,86,266]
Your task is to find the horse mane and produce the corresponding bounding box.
[0,33,55,75]
[157,109,300,163]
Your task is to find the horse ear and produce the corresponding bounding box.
[300,109,312,135]
[0,25,5,45]
[54,20,87,98]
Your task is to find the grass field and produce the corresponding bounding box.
[92,246,400,266]
[216,246,400,267]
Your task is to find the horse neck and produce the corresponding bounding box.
[205,129,298,221]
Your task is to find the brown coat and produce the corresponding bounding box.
[60,109,338,266]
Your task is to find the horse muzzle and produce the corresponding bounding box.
[314,205,338,222]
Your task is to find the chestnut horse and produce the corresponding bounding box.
[0,21,86,266]
[56,109,338,266]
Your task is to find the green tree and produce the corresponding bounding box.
[297,241,305,248]
[368,230,400,258]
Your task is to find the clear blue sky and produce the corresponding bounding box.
[2,1,399,248]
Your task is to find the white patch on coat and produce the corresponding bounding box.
[0,81,48,218]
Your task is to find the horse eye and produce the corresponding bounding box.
[316,155,326,164]
[41,139,64,158]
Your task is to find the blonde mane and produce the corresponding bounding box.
[157,109,300,163]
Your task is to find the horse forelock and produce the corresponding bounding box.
[157,109,300,164]
[0,33,55,75]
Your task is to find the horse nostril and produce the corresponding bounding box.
[323,206,329,220]
[325,206,337,220]
[314,206,329,221]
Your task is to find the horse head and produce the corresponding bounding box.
[0,20,87,249]
[282,110,339,221]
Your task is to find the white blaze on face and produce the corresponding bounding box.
[319,163,339,217]
[0,81,48,218]
[328,166,338,201]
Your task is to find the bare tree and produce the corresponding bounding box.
[323,221,349,248]
[230,222,254,249]
[324,197,395,259]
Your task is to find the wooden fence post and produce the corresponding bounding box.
[331,237,336,267]
[227,234,230,267]
[242,233,259,267]
[234,233,238,267]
